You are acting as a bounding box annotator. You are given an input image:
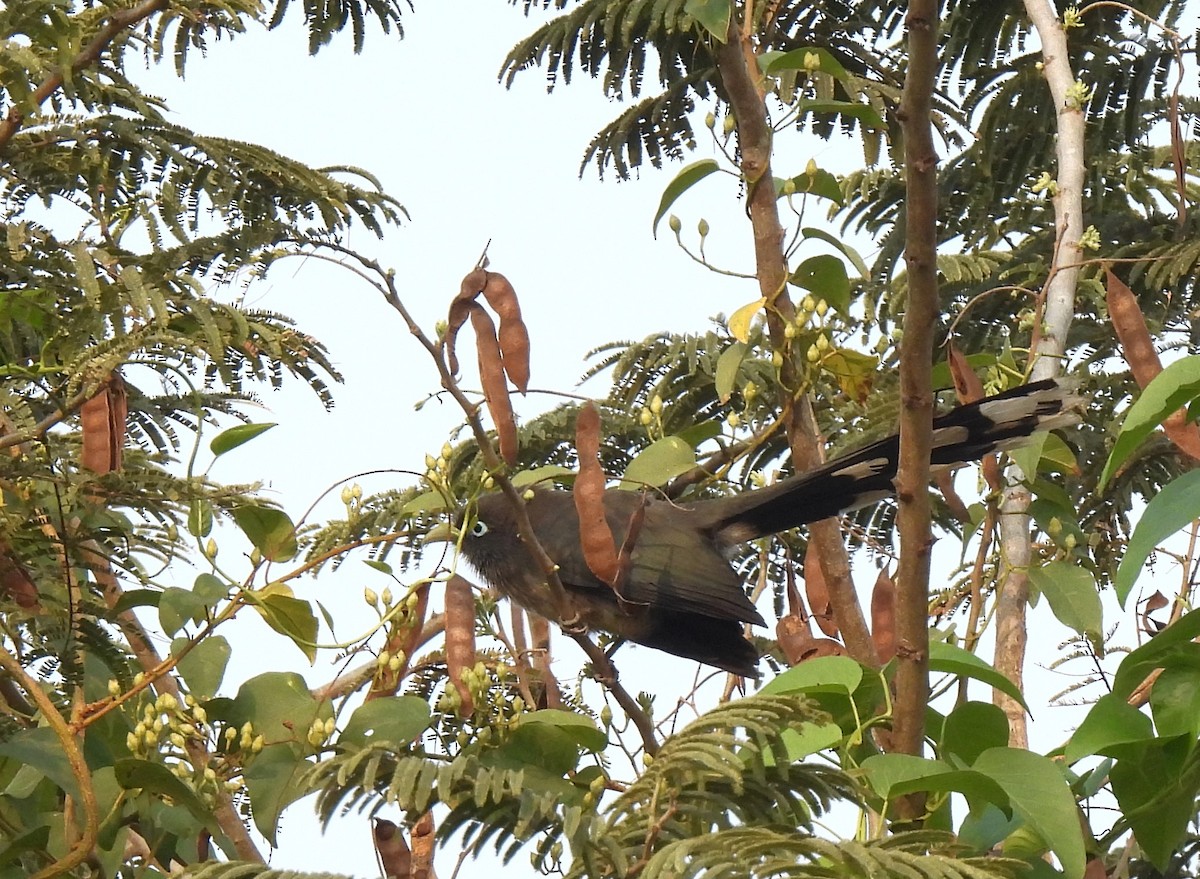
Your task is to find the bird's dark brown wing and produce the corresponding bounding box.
[536,490,765,626]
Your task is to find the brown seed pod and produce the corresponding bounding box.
[446,268,488,377]
[481,272,531,394]
[803,544,838,637]
[372,819,411,879]
[444,574,477,716]
[573,402,620,587]
[776,612,815,666]
[1107,266,1200,461]
[870,566,897,663]
[947,342,984,404]
[470,303,519,465]
[366,582,430,700]
[81,373,127,474]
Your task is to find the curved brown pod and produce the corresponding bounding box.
[470,304,519,465]
[573,402,620,587]
[481,272,531,394]
[444,573,477,716]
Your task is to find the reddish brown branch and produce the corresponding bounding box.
[892,0,941,767]
[711,16,876,667]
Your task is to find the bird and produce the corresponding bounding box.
[446,379,1080,677]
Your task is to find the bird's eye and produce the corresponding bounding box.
[470,520,489,537]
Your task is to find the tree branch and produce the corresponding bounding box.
[712,14,877,667]
[996,0,1086,747]
[0,646,98,879]
[0,0,170,151]
[891,0,940,764]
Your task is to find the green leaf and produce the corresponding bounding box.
[941,701,1009,765]
[652,159,720,236]
[0,826,49,869]
[1100,355,1200,488]
[209,422,277,457]
[728,297,765,343]
[400,489,449,517]
[512,465,576,489]
[929,640,1027,710]
[187,498,212,538]
[676,420,723,448]
[159,587,207,637]
[227,672,330,752]
[231,505,298,562]
[798,98,885,129]
[776,722,844,761]
[0,728,80,801]
[339,696,432,747]
[619,436,696,489]
[788,254,851,312]
[363,559,393,575]
[1114,469,1200,604]
[683,0,730,42]
[243,744,307,845]
[762,656,864,696]
[172,635,231,700]
[1066,693,1155,762]
[1027,561,1102,640]
[110,588,160,615]
[802,227,869,278]
[715,340,747,404]
[861,754,1010,813]
[1150,664,1200,740]
[973,748,1086,879]
[775,169,844,206]
[764,47,850,82]
[518,709,608,753]
[192,573,228,605]
[113,758,211,824]
[1109,739,1198,871]
[1113,607,1200,699]
[248,591,319,662]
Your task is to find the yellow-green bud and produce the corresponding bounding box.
[723,115,737,135]
[364,587,379,608]
[650,395,663,415]
[668,214,682,233]
[705,113,716,129]
[600,705,613,727]
[726,412,740,428]
[204,537,218,559]
[522,489,535,501]
[816,333,830,352]
[107,679,120,697]
[807,344,821,363]
[781,177,796,196]
[697,219,710,238]
[803,51,821,72]
[381,586,393,606]
[639,408,653,426]
[815,299,829,317]
[340,485,356,505]
[806,158,819,176]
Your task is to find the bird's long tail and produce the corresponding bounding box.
[706,379,1082,544]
